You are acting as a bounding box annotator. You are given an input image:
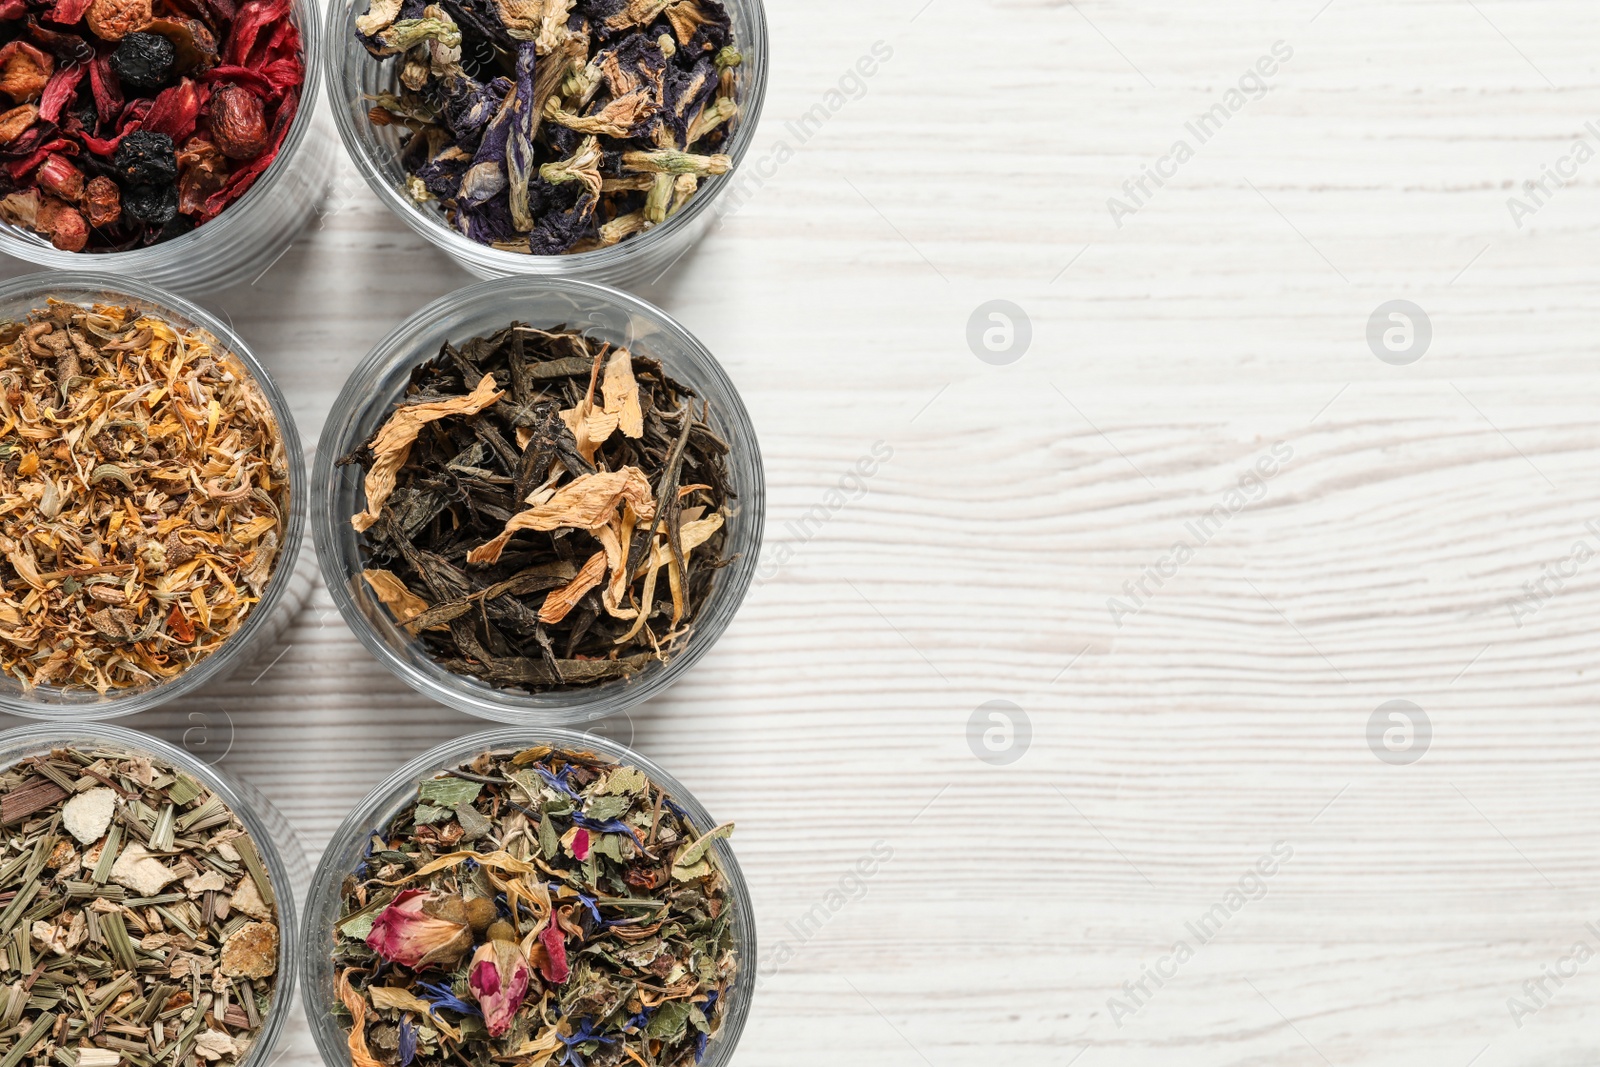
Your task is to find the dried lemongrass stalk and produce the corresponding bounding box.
[0,300,290,694]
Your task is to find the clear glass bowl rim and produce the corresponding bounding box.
[0,270,307,720]
[296,726,757,1067]
[310,274,764,725]
[0,0,325,271]
[0,719,300,1066]
[321,0,770,276]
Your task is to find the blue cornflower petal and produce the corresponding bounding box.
[415,980,481,1018]
[569,813,644,849]
[398,1018,418,1067]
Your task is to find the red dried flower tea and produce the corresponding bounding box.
[341,322,733,693]
[330,745,739,1067]
[0,0,305,252]
[0,299,290,693]
[353,0,744,255]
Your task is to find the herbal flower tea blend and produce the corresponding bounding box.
[0,299,290,693]
[331,745,738,1067]
[0,743,282,1067]
[0,0,305,252]
[343,323,732,692]
[354,0,742,254]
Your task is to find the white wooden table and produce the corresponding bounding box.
[6,0,1600,1063]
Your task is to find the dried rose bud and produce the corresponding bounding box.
[86,0,153,43]
[0,103,36,145]
[210,84,269,161]
[46,205,87,252]
[83,176,121,228]
[467,939,531,1037]
[36,154,84,202]
[365,890,471,969]
[0,43,53,104]
[533,914,568,984]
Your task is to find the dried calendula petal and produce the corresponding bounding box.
[467,467,656,565]
[0,299,289,694]
[352,373,504,532]
[362,568,433,624]
[0,743,281,1067]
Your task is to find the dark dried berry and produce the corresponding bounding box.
[112,131,178,187]
[157,211,194,241]
[122,182,178,225]
[110,33,177,91]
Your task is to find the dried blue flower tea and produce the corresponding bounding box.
[355,0,744,255]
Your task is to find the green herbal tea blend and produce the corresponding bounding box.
[330,745,738,1067]
[354,0,743,254]
[342,323,733,692]
[0,744,282,1067]
[0,300,290,694]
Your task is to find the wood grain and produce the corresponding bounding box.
[3,0,1600,1063]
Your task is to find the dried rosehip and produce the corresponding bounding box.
[109,32,176,91]
[86,0,154,43]
[112,130,177,187]
[0,103,37,145]
[209,84,268,160]
[122,182,177,225]
[41,202,87,251]
[0,42,53,104]
[36,155,84,202]
[83,176,120,227]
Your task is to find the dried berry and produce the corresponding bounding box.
[109,31,176,90]
[0,103,36,144]
[112,129,178,186]
[42,202,87,250]
[0,0,303,251]
[86,0,154,43]
[122,181,178,224]
[35,154,84,202]
[83,175,121,227]
[0,42,52,103]
[209,83,268,160]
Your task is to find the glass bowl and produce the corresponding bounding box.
[0,272,306,720]
[323,0,768,287]
[299,728,756,1067]
[0,721,299,1067]
[0,0,332,296]
[311,276,763,725]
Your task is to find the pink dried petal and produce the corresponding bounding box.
[537,917,569,984]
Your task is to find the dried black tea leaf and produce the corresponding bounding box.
[354,0,744,254]
[341,323,734,692]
